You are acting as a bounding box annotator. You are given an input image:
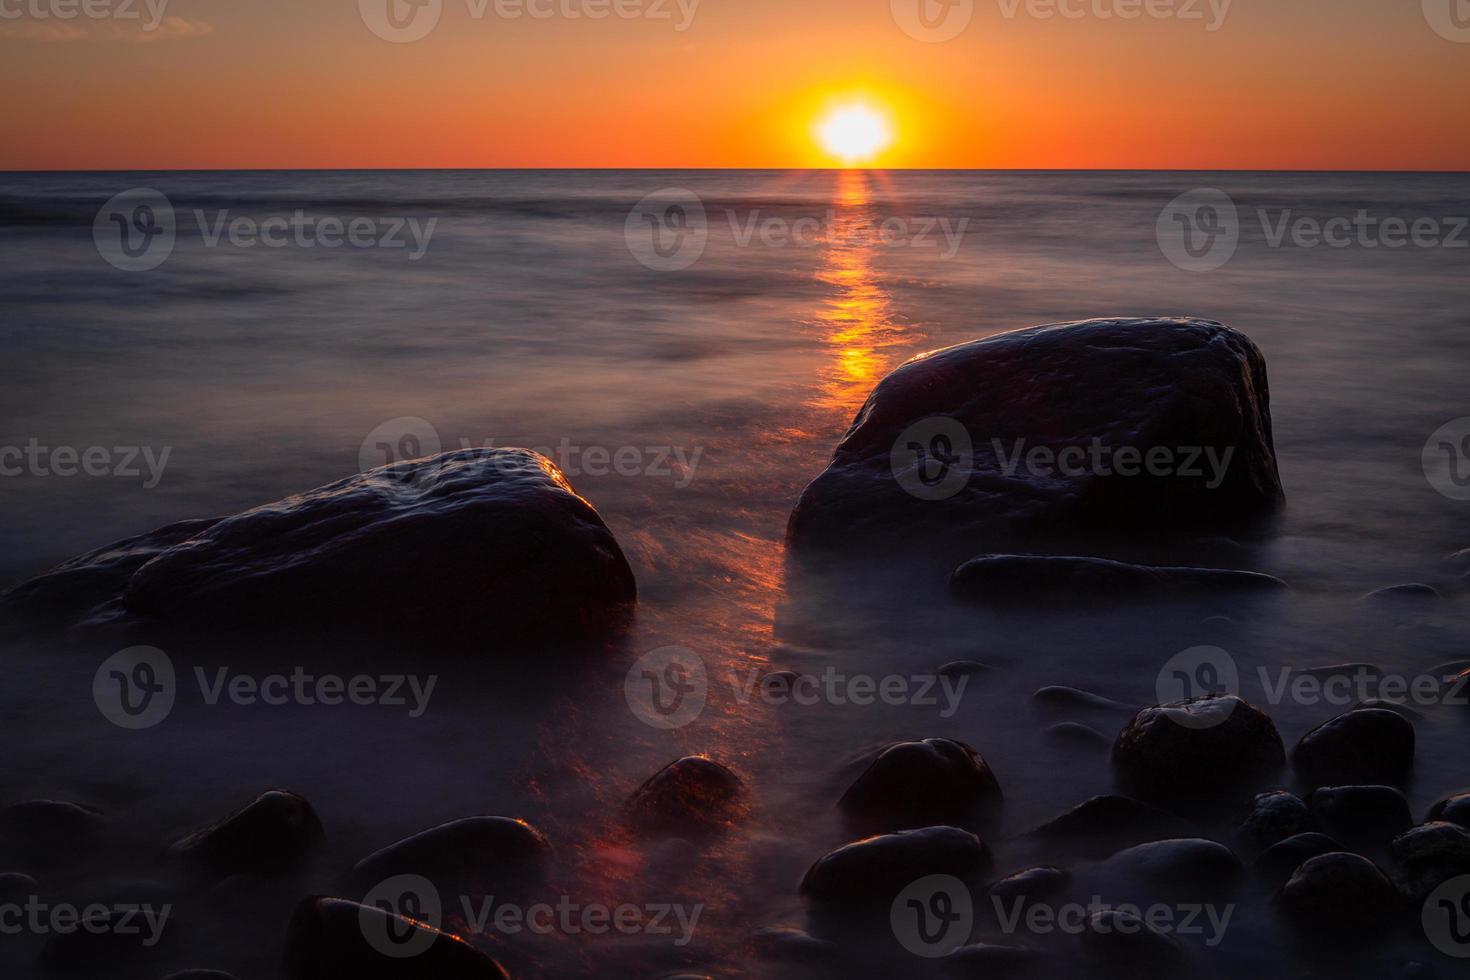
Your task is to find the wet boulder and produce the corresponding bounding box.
[1278,853,1402,934]
[625,757,749,837]
[161,972,240,980]
[952,555,1285,605]
[1112,696,1285,803]
[1362,584,1441,601]
[5,449,636,650]
[1254,832,1342,889]
[1389,822,1470,904]
[1080,909,1184,978]
[349,816,551,895]
[169,790,324,880]
[838,738,1001,834]
[800,826,990,909]
[283,896,509,980]
[0,800,104,839]
[37,906,176,975]
[1426,791,1470,829]
[787,317,1284,558]
[1291,708,1415,788]
[1309,786,1414,845]
[1238,790,1320,851]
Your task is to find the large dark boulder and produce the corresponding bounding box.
[1237,790,1320,851]
[283,897,509,980]
[169,790,324,881]
[1426,791,1470,829]
[1253,832,1342,889]
[1291,708,1415,788]
[837,738,1001,834]
[788,318,1283,556]
[1390,822,1470,904]
[1112,695,1285,803]
[2,449,635,649]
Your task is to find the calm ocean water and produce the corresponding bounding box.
[0,170,1467,978]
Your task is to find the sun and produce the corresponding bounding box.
[815,104,893,166]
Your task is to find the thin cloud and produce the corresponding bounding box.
[0,16,214,43]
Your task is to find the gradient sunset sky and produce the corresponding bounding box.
[3,0,1467,170]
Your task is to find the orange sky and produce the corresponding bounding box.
[2,0,1467,170]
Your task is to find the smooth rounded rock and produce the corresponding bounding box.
[1102,838,1242,892]
[349,816,551,893]
[1279,853,1401,934]
[625,757,748,837]
[1253,833,1342,889]
[838,738,1001,834]
[1292,708,1415,788]
[1238,790,1319,850]
[169,790,325,880]
[1309,786,1414,845]
[800,826,990,908]
[953,554,1285,605]
[1112,695,1285,803]
[1426,791,1470,829]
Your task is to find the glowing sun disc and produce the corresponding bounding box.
[816,105,893,165]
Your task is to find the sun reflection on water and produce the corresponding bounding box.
[810,170,915,415]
